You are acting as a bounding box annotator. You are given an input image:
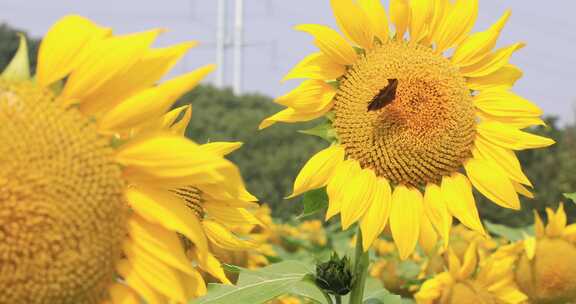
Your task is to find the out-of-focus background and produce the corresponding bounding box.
[1,0,574,224]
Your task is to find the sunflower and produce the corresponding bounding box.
[0,15,257,303]
[414,242,527,304]
[512,204,576,303]
[260,0,554,259]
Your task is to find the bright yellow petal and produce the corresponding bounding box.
[99,65,214,132]
[513,181,534,198]
[61,29,160,103]
[419,215,439,256]
[169,105,193,135]
[357,0,389,43]
[459,241,478,279]
[424,183,452,247]
[330,0,374,49]
[466,64,523,91]
[123,240,189,302]
[390,185,424,260]
[127,215,195,276]
[441,173,485,234]
[477,111,545,129]
[360,177,392,250]
[204,204,261,227]
[79,41,197,115]
[275,79,336,112]
[125,187,208,253]
[37,15,111,87]
[289,145,345,197]
[473,136,531,186]
[200,142,243,156]
[389,0,411,40]
[534,210,545,238]
[434,0,478,52]
[108,283,140,304]
[447,247,462,278]
[326,160,360,219]
[283,52,346,81]
[452,10,511,67]
[409,0,434,43]
[426,0,448,45]
[477,121,555,150]
[202,220,256,250]
[340,168,378,229]
[546,204,567,237]
[464,157,520,210]
[259,106,331,130]
[295,24,357,65]
[523,236,536,260]
[460,42,525,78]
[189,249,231,284]
[473,90,542,118]
[116,260,167,304]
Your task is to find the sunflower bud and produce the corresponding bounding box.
[315,253,353,296]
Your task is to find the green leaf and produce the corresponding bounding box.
[484,221,533,241]
[298,120,337,142]
[2,34,30,81]
[298,188,328,218]
[563,192,576,204]
[193,261,328,304]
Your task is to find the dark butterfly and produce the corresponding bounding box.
[367,78,398,112]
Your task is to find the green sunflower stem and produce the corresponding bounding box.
[349,228,369,304]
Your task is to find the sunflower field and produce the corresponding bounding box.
[1,0,576,303]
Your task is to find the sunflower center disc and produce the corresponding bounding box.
[0,81,126,303]
[333,42,476,187]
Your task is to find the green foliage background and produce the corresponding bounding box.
[1,23,574,225]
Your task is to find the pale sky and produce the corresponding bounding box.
[0,0,574,125]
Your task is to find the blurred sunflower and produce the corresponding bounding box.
[415,242,527,304]
[0,15,256,304]
[260,0,553,258]
[513,204,576,303]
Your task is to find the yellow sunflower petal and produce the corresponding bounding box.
[441,173,485,234]
[452,10,511,67]
[390,185,424,260]
[473,136,531,186]
[200,142,243,156]
[204,205,261,227]
[189,249,231,284]
[330,0,374,49]
[123,240,189,302]
[409,0,434,43]
[477,121,555,150]
[447,247,462,278]
[340,168,378,230]
[466,64,523,91]
[473,90,542,118]
[534,210,545,238]
[523,235,536,260]
[79,41,197,115]
[99,65,214,132]
[127,216,195,276]
[390,0,411,40]
[61,29,160,103]
[424,183,452,247]
[459,241,478,279]
[419,215,439,256]
[326,160,360,219]
[283,52,346,81]
[117,135,230,186]
[426,0,448,45]
[546,204,567,237]
[202,220,256,250]
[37,15,111,87]
[357,0,389,42]
[289,145,345,198]
[360,177,392,250]
[259,106,332,130]
[513,181,534,198]
[180,266,208,298]
[464,158,520,210]
[460,42,525,78]
[477,111,546,129]
[125,187,208,252]
[168,105,193,135]
[108,283,140,304]
[295,24,357,65]
[116,260,167,304]
[434,0,478,52]
[275,79,336,112]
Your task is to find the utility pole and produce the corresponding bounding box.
[215,0,226,87]
[232,0,244,95]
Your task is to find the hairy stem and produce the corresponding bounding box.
[349,228,369,304]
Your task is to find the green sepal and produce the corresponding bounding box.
[2,34,31,81]
[299,118,338,142]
